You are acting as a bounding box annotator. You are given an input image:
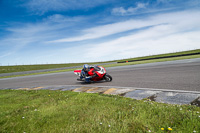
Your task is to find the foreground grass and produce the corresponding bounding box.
[0,90,200,133]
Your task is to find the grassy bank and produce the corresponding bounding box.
[103,54,200,68]
[115,49,200,62]
[0,90,200,133]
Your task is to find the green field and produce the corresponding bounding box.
[0,63,99,74]
[115,49,200,62]
[103,54,200,68]
[0,89,199,133]
[0,49,200,79]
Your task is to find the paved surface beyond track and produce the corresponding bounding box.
[0,58,200,92]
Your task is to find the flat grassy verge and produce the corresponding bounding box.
[0,90,199,133]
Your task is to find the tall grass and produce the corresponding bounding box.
[0,90,199,133]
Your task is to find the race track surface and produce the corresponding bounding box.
[0,58,200,92]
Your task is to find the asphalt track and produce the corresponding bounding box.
[0,58,200,92]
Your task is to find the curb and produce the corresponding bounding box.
[1,85,200,106]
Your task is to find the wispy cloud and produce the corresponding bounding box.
[0,14,90,64]
[85,30,200,61]
[48,19,157,43]
[84,35,200,62]
[1,0,200,65]
[80,10,200,60]
[24,0,114,15]
[112,2,148,16]
[111,0,200,16]
[41,10,200,62]
[49,10,200,43]
[0,22,58,60]
[45,14,84,23]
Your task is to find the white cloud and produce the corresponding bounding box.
[112,7,127,15]
[49,10,200,44]
[0,22,60,61]
[84,26,200,60]
[76,10,200,60]
[49,19,156,43]
[0,14,91,65]
[41,10,200,63]
[112,2,148,15]
[1,8,200,65]
[45,14,84,23]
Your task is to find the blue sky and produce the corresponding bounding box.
[0,0,200,65]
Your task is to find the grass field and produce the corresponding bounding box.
[0,49,199,74]
[0,63,97,74]
[115,49,200,62]
[103,54,200,68]
[0,89,200,133]
[1,53,200,79]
